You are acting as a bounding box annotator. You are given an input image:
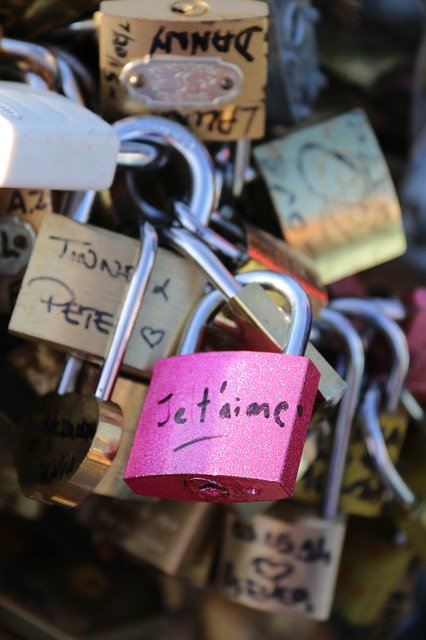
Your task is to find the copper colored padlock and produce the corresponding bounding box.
[125,274,320,502]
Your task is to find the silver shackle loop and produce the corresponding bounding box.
[359,385,418,509]
[1,38,59,90]
[331,298,409,412]
[315,308,365,519]
[113,115,216,225]
[178,270,312,357]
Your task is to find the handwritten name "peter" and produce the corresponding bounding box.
[150,26,262,62]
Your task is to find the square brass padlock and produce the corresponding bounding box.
[99,0,269,140]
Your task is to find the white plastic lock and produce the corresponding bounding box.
[0,82,120,190]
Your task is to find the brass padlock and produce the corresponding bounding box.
[332,298,411,518]
[99,0,268,141]
[392,421,426,563]
[200,269,346,408]
[237,225,328,318]
[15,222,157,507]
[253,109,407,284]
[9,211,207,377]
[333,516,415,627]
[79,495,216,580]
[216,307,364,619]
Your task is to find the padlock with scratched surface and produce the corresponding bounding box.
[216,307,364,619]
[79,494,216,582]
[99,0,268,141]
[331,298,411,518]
[253,109,407,284]
[15,222,157,507]
[125,272,320,502]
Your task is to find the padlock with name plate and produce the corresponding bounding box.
[16,222,157,507]
[332,298,411,518]
[216,307,364,619]
[99,0,268,141]
[79,494,216,582]
[253,109,407,284]
[125,272,320,502]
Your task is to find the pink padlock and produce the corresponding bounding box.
[403,289,426,406]
[125,276,320,502]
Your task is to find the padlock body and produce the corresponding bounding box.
[17,393,123,507]
[239,225,328,317]
[99,0,268,140]
[295,407,409,517]
[125,351,320,502]
[216,505,346,620]
[334,516,415,626]
[404,289,426,405]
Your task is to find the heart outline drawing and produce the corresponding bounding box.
[140,326,166,349]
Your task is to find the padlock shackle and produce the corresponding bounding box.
[95,222,158,401]
[315,308,365,519]
[173,201,246,264]
[331,298,409,412]
[57,356,84,395]
[358,385,418,509]
[1,38,59,90]
[164,226,240,300]
[113,115,215,226]
[177,269,311,357]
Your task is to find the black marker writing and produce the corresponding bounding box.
[28,277,114,335]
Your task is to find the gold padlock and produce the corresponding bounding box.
[253,109,406,284]
[333,516,415,627]
[99,0,268,141]
[79,495,216,580]
[294,405,410,517]
[238,225,328,318]
[9,212,207,377]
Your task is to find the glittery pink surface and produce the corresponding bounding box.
[124,351,320,502]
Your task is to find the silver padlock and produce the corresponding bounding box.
[216,307,364,619]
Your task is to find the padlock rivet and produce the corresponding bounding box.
[128,73,144,89]
[171,1,209,16]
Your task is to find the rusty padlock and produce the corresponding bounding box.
[216,307,364,619]
[16,221,157,507]
[125,271,320,502]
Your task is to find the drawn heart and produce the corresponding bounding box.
[141,326,166,349]
[251,557,292,582]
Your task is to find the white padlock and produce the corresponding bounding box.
[0,81,119,190]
